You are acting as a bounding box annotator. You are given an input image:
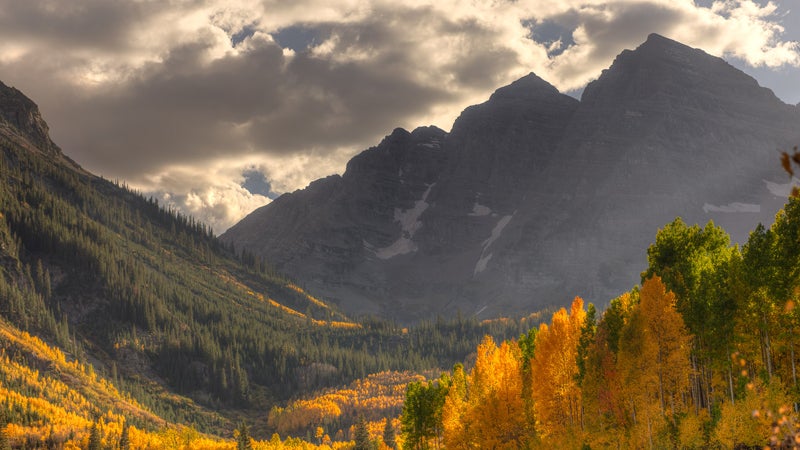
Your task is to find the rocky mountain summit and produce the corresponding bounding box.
[0,80,58,153]
[0,80,82,172]
[221,34,800,321]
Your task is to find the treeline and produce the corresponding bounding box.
[400,199,800,449]
[0,136,534,427]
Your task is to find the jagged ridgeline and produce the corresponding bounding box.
[222,33,800,322]
[0,80,533,431]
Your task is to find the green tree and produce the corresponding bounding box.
[236,423,253,450]
[576,303,597,384]
[0,415,10,450]
[354,415,371,450]
[383,418,397,450]
[119,423,130,450]
[88,420,102,450]
[643,218,733,411]
[401,376,449,449]
[742,223,780,379]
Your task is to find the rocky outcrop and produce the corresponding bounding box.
[0,80,59,155]
[222,34,800,321]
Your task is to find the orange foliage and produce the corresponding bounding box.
[0,318,363,449]
[268,371,424,439]
[531,297,586,441]
[470,337,527,449]
[286,283,330,310]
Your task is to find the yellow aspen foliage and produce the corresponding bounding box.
[463,336,528,449]
[678,409,709,449]
[531,297,586,442]
[268,371,421,437]
[441,364,469,449]
[638,276,691,416]
[441,338,525,449]
[713,378,794,448]
[617,277,691,448]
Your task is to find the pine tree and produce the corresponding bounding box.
[88,420,102,450]
[119,424,130,450]
[236,423,253,450]
[0,415,10,450]
[354,415,371,450]
[383,417,397,450]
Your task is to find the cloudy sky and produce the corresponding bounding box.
[0,0,798,233]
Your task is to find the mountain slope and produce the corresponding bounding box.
[222,34,800,321]
[226,126,447,315]
[0,80,531,434]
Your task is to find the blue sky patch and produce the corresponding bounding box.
[242,169,279,199]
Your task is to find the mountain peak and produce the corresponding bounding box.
[0,80,58,154]
[643,32,680,47]
[632,32,708,62]
[489,72,560,101]
[579,32,782,109]
[378,126,446,150]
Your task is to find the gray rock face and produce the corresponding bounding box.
[224,126,447,315]
[221,34,800,321]
[0,80,59,154]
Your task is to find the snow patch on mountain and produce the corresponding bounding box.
[375,184,435,260]
[474,253,493,275]
[765,178,800,198]
[469,203,492,216]
[474,214,513,275]
[483,214,513,251]
[375,237,418,259]
[703,202,761,213]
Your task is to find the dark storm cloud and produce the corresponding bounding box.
[0,0,166,52]
[11,31,451,177]
[245,50,453,151]
[1,2,516,179]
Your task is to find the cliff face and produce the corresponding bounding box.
[0,80,59,154]
[222,34,800,321]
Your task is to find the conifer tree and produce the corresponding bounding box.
[383,417,397,450]
[0,415,10,450]
[88,420,102,450]
[354,415,371,450]
[236,423,253,450]
[119,423,130,450]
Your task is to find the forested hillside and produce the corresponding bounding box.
[399,193,800,449]
[0,310,441,449]
[0,81,537,443]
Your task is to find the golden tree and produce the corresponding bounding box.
[531,297,586,443]
[617,277,691,447]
